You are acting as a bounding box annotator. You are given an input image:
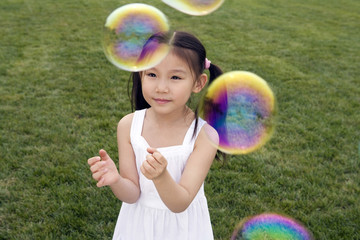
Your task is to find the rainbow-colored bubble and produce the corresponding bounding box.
[199,71,276,154]
[162,0,224,16]
[231,213,313,240]
[103,3,170,71]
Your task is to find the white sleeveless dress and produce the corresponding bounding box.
[112,109,214,240]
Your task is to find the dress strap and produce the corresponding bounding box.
[182,117,207,147]
[130,109,146,139]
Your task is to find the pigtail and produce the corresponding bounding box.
[193,61,222,136]
[208,62,223,83]
[201,62,227,162]
[129,72,150,111]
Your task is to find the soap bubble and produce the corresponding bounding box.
[103,3,170,71]
[231,213,313,240]
[162,0,224,16]
[199,71,276,154]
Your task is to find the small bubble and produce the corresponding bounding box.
[103,3,170,71]
[162,0,224,16]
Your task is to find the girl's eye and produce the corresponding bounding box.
[146,73,156,78]
[171,75,182,80]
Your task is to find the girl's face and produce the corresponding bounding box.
[141,51,207,115]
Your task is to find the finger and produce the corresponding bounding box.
[88,156,101,166]
[92,171,103,181]
[90,161,106,173]
[146,159,157,170]
[99,149,111,161]
[152,152,164,165]
[149,153,164,167]
[97,177,105,187]
[146,147,157,154]
[140,163,147,176]
[142,160,155,175]
[144,159,156,171]
[92,168,108,181]
[146,149,162,165]
[146,154,161,169]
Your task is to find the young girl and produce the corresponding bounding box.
[88,31,223,240]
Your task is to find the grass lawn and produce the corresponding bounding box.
[1,0,359,239]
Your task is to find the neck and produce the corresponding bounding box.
[147,106,194,127]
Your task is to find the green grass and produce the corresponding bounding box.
[1,0,359,239]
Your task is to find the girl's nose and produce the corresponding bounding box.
[156,79,169,93]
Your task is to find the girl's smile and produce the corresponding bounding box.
[153,98,171,105]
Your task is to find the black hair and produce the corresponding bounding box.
[128,31,223,140]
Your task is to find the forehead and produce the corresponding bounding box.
[155,50,192,72]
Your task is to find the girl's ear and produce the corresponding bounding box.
[193,73,208,93]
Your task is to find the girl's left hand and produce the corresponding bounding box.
[140,147,168,180]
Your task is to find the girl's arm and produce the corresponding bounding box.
[88,113,140,203]
[112,113,140,202]
[141,124,218,213]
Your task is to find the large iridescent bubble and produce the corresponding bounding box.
[231,213,313,240]
[199,71,276,154]
[162,0,224,16]
[103,3,170,72]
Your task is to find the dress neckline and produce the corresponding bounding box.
[139,109,195,150]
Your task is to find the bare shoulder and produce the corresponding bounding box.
[117,112,134,130]
[117,113,134,143]
[200,123,219,146]
[198,123,219,147]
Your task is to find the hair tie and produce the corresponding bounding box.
[205,58,211,69]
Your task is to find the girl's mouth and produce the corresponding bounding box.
[154,98,171,104]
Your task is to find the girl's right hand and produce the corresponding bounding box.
[88,149,120,187]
